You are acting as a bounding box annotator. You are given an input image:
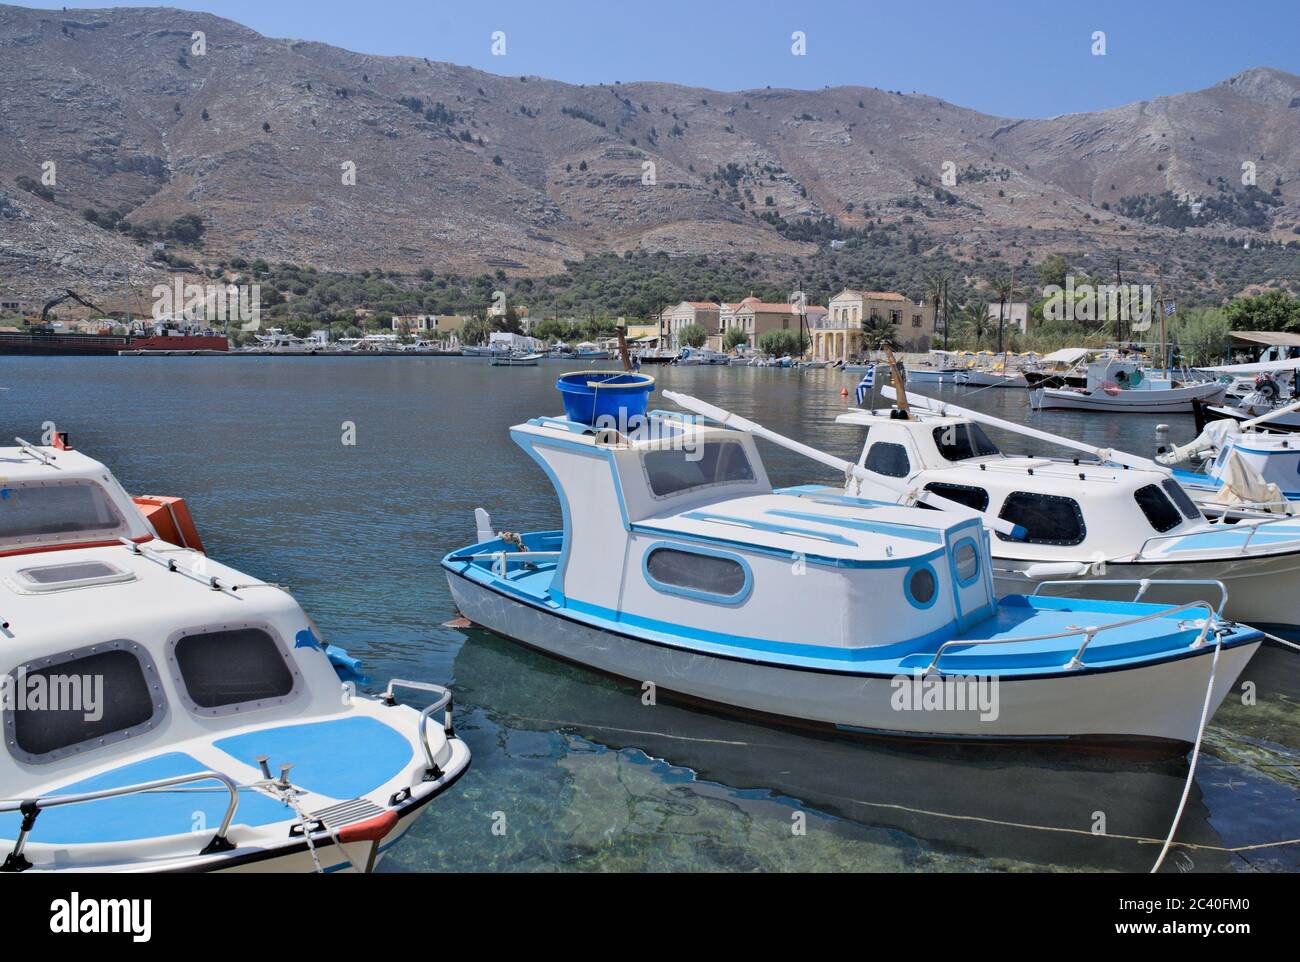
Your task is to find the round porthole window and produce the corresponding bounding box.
[908,566,936,606]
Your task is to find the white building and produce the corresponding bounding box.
[987,302,1029,334]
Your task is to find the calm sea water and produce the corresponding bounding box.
[4,357,1297,872]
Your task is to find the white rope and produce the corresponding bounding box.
[1150,632,1224,873]
[1262,631,1300,654]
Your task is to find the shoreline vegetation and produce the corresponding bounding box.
[6,233,1298,364]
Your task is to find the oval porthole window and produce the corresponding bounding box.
[955,542,978,583]
[908,566,936,606]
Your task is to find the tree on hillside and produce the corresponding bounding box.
[1037,254,1068,290]
[923,268,948,348]
[1224,290,1300,332]
[678,322,708,348]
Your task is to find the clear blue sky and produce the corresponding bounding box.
[33,1,1300,117]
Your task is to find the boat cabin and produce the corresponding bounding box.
[828,409,1207,562]
[446,411,1002,657]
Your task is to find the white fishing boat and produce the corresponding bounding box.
[1031,356,1225,413]
[1191,355,1300,431]
[822,386,1300,631]
[675,346,730,366]
[490,352,543,367]
[575,342,613,360]
[1022,347,1096,389]
[460,344,503,357]
[0,437,469,872]
[957,363,1028,389]
[441,377,1262,750]
[907,350,962,384]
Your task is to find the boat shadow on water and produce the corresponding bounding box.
[426,629,1300,873]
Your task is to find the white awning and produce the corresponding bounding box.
[1196,357,1300,374]
[1038,347,1092,364]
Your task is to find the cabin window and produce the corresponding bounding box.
[0,480,128,548]
[5,644,164,764]
[865,442,911,478]
[996,492,1086,546]
[644,545,751,603]
[643,441,756,498]
[1134,484,1183,533]
[904,563,938,609]
[171,627,299,715]
[953,539,980,586]
[923,482,990,512]
[1161,479,1201,521]
[932,423,1000,461]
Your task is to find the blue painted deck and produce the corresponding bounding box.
[214,716,412,800]
[0,752,290,845]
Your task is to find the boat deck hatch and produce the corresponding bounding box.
[13,559,135,592]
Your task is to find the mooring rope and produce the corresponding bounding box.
[1150,631,1224,873]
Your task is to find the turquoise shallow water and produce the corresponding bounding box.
[3,357,1297,872]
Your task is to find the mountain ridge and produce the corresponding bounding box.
[1,4,1297,300]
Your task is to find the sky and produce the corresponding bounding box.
[27,1,1300,118]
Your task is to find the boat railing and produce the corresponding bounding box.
[0,770,240,872]
[1133,514,1300,560]
[455,549,561,577]
[923,587,1221,676]
[381,679,455,778]
[1030,577,1229,615]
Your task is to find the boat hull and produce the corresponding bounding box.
[1031,382,1225,414]
[446,571,1255,749]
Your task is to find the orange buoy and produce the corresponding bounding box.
[840,387,848,397]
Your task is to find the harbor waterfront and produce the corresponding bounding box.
[4,356,1298,872]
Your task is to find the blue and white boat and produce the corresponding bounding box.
[0,438,469,872]
[442,379,1262,751]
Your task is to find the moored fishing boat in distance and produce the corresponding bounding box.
[0,437,469,872]
[828,386,1300,631]
[441,375,1262,750]
[1031,356,1225,413]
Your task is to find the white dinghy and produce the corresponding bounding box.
[442,378,1262,751]
[807,387,1300,631]
[0,438,469,872]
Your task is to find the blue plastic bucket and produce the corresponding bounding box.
[556,370,655,426]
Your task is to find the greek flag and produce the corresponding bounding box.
[1164,300,1176,317]
[855,366,875,406]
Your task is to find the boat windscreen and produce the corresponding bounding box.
[932,423,1001,461]
[643,441,757,497]
[0,481,129,547]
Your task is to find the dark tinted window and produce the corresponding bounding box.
[923,482,990,512]
[1135,484,1182,533]
[646,548,747,597]
[932,423,1000,461]
[1161,479,1201,521]
[865,442,911,478]
[996,492,1086,545]
[908,567,936,605]
[10,649,156,759]
[174,628,295,709]
[644,442,756,497]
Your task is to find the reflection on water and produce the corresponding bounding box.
[4,358,1297,872]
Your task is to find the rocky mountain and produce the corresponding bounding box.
[1,3,1298,300]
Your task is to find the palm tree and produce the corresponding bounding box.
[959,300,991,349]
[461,316,493,346]
[923,269,948,348]
[989,273,1014,353]
[860,313,897,351]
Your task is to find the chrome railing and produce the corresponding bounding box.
[0,770,240,872]
[923,582,1223,676]
[1031,577,1229,615]
[381,679,455,779]
[1134,515,1300,560]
